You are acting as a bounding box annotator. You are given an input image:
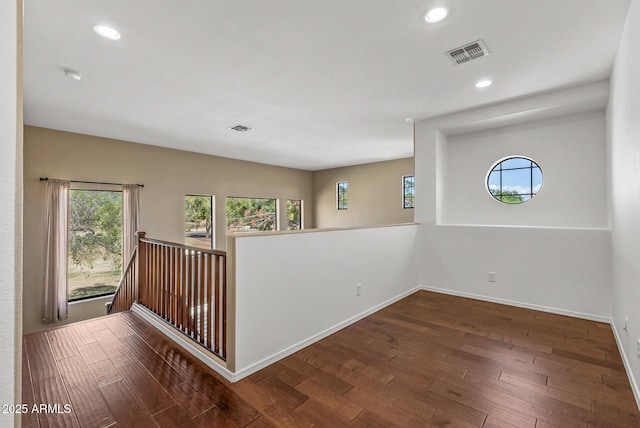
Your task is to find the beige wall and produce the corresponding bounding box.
[23,126,313,333]
[312,158,415,228]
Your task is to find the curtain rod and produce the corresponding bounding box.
[39,177,144,188]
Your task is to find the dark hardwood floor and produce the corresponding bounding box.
[22,291,640,427]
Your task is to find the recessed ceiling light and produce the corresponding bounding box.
[475,79,493,88]
[64,69,82,80]
[93,25,121,40]
[425,6,449,23]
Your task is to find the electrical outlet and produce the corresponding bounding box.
[624,317,629,335]
[356,283,362,296]
[488,272,496,283]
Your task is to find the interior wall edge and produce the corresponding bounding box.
[610,319,640,410]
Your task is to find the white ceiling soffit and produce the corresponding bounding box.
[439,80,611,136]
[23,0,631,171]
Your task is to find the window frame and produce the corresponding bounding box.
[286,199,303,230]
[402,175,415,209]
[185,194,215,249]
[337,182,348,210]
[68,185,123,303]
[486,156,543,204]
[226,196,279,233]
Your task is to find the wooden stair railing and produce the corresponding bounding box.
[137,232,227,361]
[106,247,138,314]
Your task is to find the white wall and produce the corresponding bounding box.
[0,0,21,426]
[444,112,607,228]
[421,225,611,320]
[608,0,640,403]
[415,81,613,323]
[232,224,419,377]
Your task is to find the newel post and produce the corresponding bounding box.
[137,231,147,305]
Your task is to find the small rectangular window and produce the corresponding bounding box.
[185,195,214,249]
[403,176,415,209]
[337,182,348,210]
[287,199,303,230]
[69,189,123,302]
[227,197,277,232]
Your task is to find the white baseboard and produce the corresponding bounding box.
[232,286,422,381]
[419,285,611,323]
[130,303,237,382]
[610,320,640,410]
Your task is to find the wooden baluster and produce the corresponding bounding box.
[157,244,161,315]
[171,246,176,326]
[147,242,153,310]
[169,247,176,325]
[153,244,159,313]
[156,244,160,314]
[166,244,171,322]
[187,248,194,336]
[137,232,147,306]
[164,244,167,320]
[221,254,226,359]
[177,248,183,331]
[149,243,154,310]
[149,244,154,312]
[214,254,220,354]
[162,244,168,321]
[198,251,205,345]
[181,248,188,334]
[174,248,179,328]
[206,253,213,350]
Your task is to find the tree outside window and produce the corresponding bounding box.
[403,176,415,209]
[337,182,348,210]
[185,195,214,249]
[287,199,302,230]
[227,197,277,232]
[68,190,122,301]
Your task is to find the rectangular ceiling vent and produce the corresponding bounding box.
[446,40,490,65]
[229,124,254,132]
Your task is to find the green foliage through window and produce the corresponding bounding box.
[69,190,122,301]
[287,200,302,230]
[185,195,213,249]
[337,182,348,210]
[487,157,543,204]
[403,176,415,209]
[227,197,277,232]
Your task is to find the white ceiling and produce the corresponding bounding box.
[23,0,631,171]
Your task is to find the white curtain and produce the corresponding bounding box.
[122,184,140,265]
[42,179,70,323]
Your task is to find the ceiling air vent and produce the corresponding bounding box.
[446,40,490,64]
[229,124,254,132]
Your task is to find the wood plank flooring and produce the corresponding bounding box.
[22,291,640,427]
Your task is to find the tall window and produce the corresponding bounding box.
[69,189,123,301]
[403,176,415,209]
[185,195,214,249]
[337,182,348,210]
[487,157,543,204]
[227,197,277,232]
[287,199,302,230]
